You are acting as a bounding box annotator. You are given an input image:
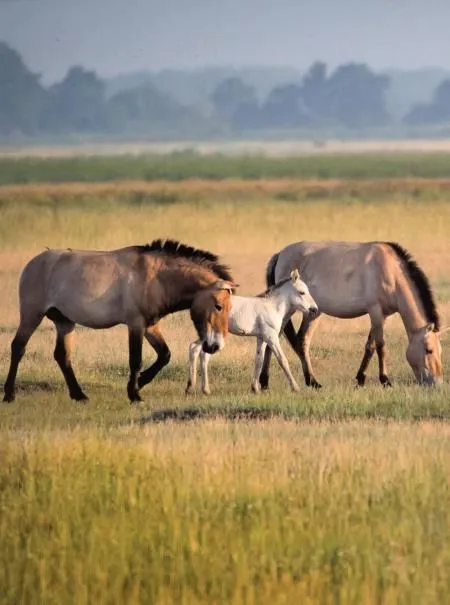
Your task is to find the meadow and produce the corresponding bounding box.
[1,161,450,604]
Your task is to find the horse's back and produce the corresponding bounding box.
[18,248,141,327]
[274,241,395,318]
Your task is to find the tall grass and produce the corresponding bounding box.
[1,174,450,604]
[4,152,450,184]
[2,422,450,604]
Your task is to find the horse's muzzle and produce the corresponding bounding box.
[309,306,319,318]
[202,342,220,354]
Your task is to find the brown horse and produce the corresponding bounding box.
[3,239,236,403]
[260,241,447,389]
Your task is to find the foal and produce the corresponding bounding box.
[186,270,318,394]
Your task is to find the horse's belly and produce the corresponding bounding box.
[314,294,367,319]
[48,297,124,329]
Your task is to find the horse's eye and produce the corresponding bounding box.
[299,291,306,296]
[215,303,223,312]
[425,348,433,355]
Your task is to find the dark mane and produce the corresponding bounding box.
[139,239,233,282]
[386,242,440,330]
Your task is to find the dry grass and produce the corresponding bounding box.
[1,177,450,604]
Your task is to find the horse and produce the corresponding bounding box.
[186,269,319,395]
[3,239,237,404]
[259,241,447,389]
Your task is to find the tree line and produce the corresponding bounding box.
[1,41,450,139]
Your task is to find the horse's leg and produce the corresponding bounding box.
[185,340,202,394]
[200,350,212,395]
[137,324,171,390]
[266,332,300,392]
[127,324,144,402]
[355,329,376,387]
[283,314,323,388]
[251,338,267,393]
[3,313,44,402]
[259,345,273,391]
[53,320,88,401]
[368,308,391,387]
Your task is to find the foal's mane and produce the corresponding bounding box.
[257,276,292,298]
[139,239,233,281]
[387,241,440,330]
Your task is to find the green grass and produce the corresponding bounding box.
[4,151,450,184]
[2,402,450,604]
[1,172,450,603]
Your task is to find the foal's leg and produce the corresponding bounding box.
[138,324,171,390]
[266,332,300,392]
[53,320,88,401]
[127,324,144,402]
[368,308,391,387]
[355,329,375,386]
[185,340,202,394]
[3,313,44,402]
[251,338,267,393]
[200,350,212,395]
[260,314,322,390]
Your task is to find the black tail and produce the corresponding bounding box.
[265,251,280,289]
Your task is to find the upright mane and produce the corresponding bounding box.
[387,242,440,330]
[257,276,292,298]
[140,239,233,282]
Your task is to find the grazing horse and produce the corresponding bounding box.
[186,269,319,394]
[259,241,446,389]
[3,239,236,403]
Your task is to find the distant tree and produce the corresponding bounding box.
[404,78,450,124]
[231,100,262,131]
[106,83,209,137]
[210,77,257,118]
[41,66,106,132]
[260,84,310,128]
[300,61,329,117]
[0,42,47,135]
[325,63,390,128]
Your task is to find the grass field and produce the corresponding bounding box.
[5,151,450,184]
[1,170,450,604]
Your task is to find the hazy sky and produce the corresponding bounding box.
[1,0,450,82]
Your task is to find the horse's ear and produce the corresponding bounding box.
[426,323,435,333]
[214,280,238,294]
[290,269,300,281]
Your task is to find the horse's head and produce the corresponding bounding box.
[287,269,319,316]
[406,323,447,386]
[190,281,237,355]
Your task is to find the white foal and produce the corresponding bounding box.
[186,269,319,394]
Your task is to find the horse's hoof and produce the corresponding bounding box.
[380,376,393,388]
[72,392,89,402]
[202,389,211,396]
[355,373,366,387]
[129,395,143,404]
[3,393,14,403]
[308,379,322,389]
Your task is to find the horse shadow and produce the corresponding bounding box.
[138,404,281,425]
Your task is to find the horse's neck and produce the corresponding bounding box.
[266,289,291,318]
[395,273,427,337]
[162,268,216,310]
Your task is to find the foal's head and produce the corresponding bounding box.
[190,281,236,354]
[284,269,319,316]
[406,323,446,386]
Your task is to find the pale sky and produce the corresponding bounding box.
[1,0,449,82]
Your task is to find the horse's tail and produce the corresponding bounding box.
[265,251,280,289]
